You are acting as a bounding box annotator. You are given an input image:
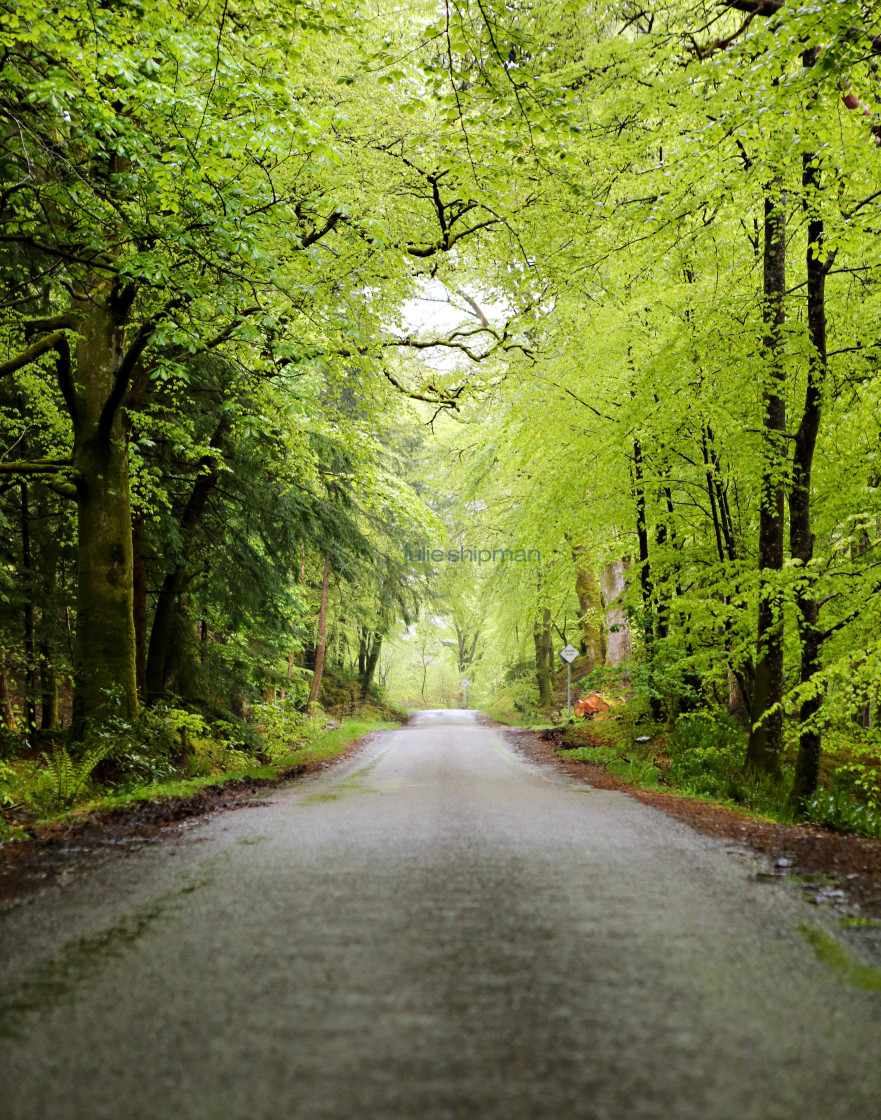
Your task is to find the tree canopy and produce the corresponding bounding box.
[3,0,881,825]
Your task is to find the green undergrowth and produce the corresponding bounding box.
[537,701,881,839]
[0,707,400,838]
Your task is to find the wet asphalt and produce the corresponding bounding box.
[1,710,880,1119]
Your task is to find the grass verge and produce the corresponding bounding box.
[2,717,399,839]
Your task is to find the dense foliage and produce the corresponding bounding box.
[3,0,881,825]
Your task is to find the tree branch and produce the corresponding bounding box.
[0,331,69,379]
[721,1,783,14]
[380,366,465,409]
[0,459,74,475]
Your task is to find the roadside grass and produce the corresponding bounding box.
[0,714,399,838]
[489,714,557,731]
[488,689,881,839]
[555,709,802,823]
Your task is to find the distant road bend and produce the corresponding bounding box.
[1,710,880,1119]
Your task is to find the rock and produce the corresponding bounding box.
[635,735,651,743]
[775,858,792,869]
[326,720,341,729]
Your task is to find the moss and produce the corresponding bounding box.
[797,925,881,991]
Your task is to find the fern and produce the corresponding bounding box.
[39,745,112,811]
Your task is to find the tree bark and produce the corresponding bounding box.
[633,440,662,717]
[70,295,139,736]
[543,608,556,692]
[145,417,227,699]
[0,646,16,729]
[789,78,828,806]
[747,185,787,777]
[360,632,382,699]
[132,512,148,703]
[308,557,331,708]
[633,439,654,649]
[573,550,605,670]
[601,561,632,666]
[20,481,36,736]
[36,485,59,731]
[533,610,554,706]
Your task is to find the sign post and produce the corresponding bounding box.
[461,678,469,709]
[558,644,579,721]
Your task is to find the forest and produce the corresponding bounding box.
[3,0,881,835]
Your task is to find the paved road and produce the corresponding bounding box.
[1,711,880,1119]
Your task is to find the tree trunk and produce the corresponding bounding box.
[357,630,367,681]
[633,440,654,650]
[132,512,148,703]
[308,557,331,708]
[633,440,662,717]
[20,481,36,736]
[39,642,58,732]
[0,646,16,729]
[533,611,554,706]
[72,430,138,733]
[145,418,227,699]
[543,608,556,693]
[70,297,139,736]
[360,632,382,699]
[789,92,828,806]
[37,489,59,731]
[573,551,605,670]
[747,185,787,777]
[601,561,632,666]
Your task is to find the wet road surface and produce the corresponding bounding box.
[1,711,880,1119]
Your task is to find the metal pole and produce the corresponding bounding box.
[567,663,571,721]
[463,685,467,709]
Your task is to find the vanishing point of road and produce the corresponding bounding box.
[1,711,880,1119]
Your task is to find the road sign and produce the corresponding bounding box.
[461,678,469,710]
[461,679,469,688]
[558,646,578,721]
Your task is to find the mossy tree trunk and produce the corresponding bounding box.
[20,480,36,735]
[132,513,148,703]
[573,548,605,671]
[145,417,227,700]
[38,500,60,731]
[533,609,554,707]
[359,631,382,699]
[0,645,15,730]
[69,289,140,737]
[307,557,331,709]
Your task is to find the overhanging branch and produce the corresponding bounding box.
[0,331,69,379]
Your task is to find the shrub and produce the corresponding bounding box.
[250,696,325,761]
[805,789,881,840]
[0,758,15,808]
